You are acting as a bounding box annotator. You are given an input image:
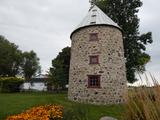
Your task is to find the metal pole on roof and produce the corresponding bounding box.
[89,0,96,6]
[89,0,96,10]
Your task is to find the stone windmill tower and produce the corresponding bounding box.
[68,4,127,104]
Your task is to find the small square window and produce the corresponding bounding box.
[90,21,96,25]
[90,33,98,41]
[88,75,101,88]
[89,55,99,64]
[92,9,97,12]
[91,15,96,17]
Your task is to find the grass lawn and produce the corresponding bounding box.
[0,92,124,120]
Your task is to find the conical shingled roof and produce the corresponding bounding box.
[71,5,121,37]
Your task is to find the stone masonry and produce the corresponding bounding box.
[68,25,127,105]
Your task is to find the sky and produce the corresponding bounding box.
[0,0,159,85]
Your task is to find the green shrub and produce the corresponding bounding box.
[0,77,24,93]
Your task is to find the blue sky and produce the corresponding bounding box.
[0,0,159,84]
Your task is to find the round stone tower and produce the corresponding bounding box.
[68,5,127,104]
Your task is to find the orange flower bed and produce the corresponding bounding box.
[6,105,63,120]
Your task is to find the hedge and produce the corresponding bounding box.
[0,77,24,93]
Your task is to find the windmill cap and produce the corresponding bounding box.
[70,5,122,38]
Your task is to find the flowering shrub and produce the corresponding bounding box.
[6,105,63,120]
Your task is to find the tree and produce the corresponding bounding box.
[21,50,41,80]
[94,0,153,83]
[49,47,71,90]
[0,35,23,76]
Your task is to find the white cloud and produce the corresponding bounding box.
[138,0,160,82]
[0,0,90,72]
[0,0,159,81]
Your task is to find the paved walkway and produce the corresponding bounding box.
[100,116,117,120]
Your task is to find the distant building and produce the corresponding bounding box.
[21,74,48,91]
[68,5,127,105]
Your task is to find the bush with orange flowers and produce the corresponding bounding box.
[6,105,63,120]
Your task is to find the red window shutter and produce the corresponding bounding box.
[89,55,99,64]
[90,33,98,41]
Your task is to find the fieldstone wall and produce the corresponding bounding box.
[68,26,127,105]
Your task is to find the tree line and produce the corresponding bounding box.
[0,35,40,80]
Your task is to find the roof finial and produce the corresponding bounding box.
[89,0,96,10]
[89,0,96,6]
